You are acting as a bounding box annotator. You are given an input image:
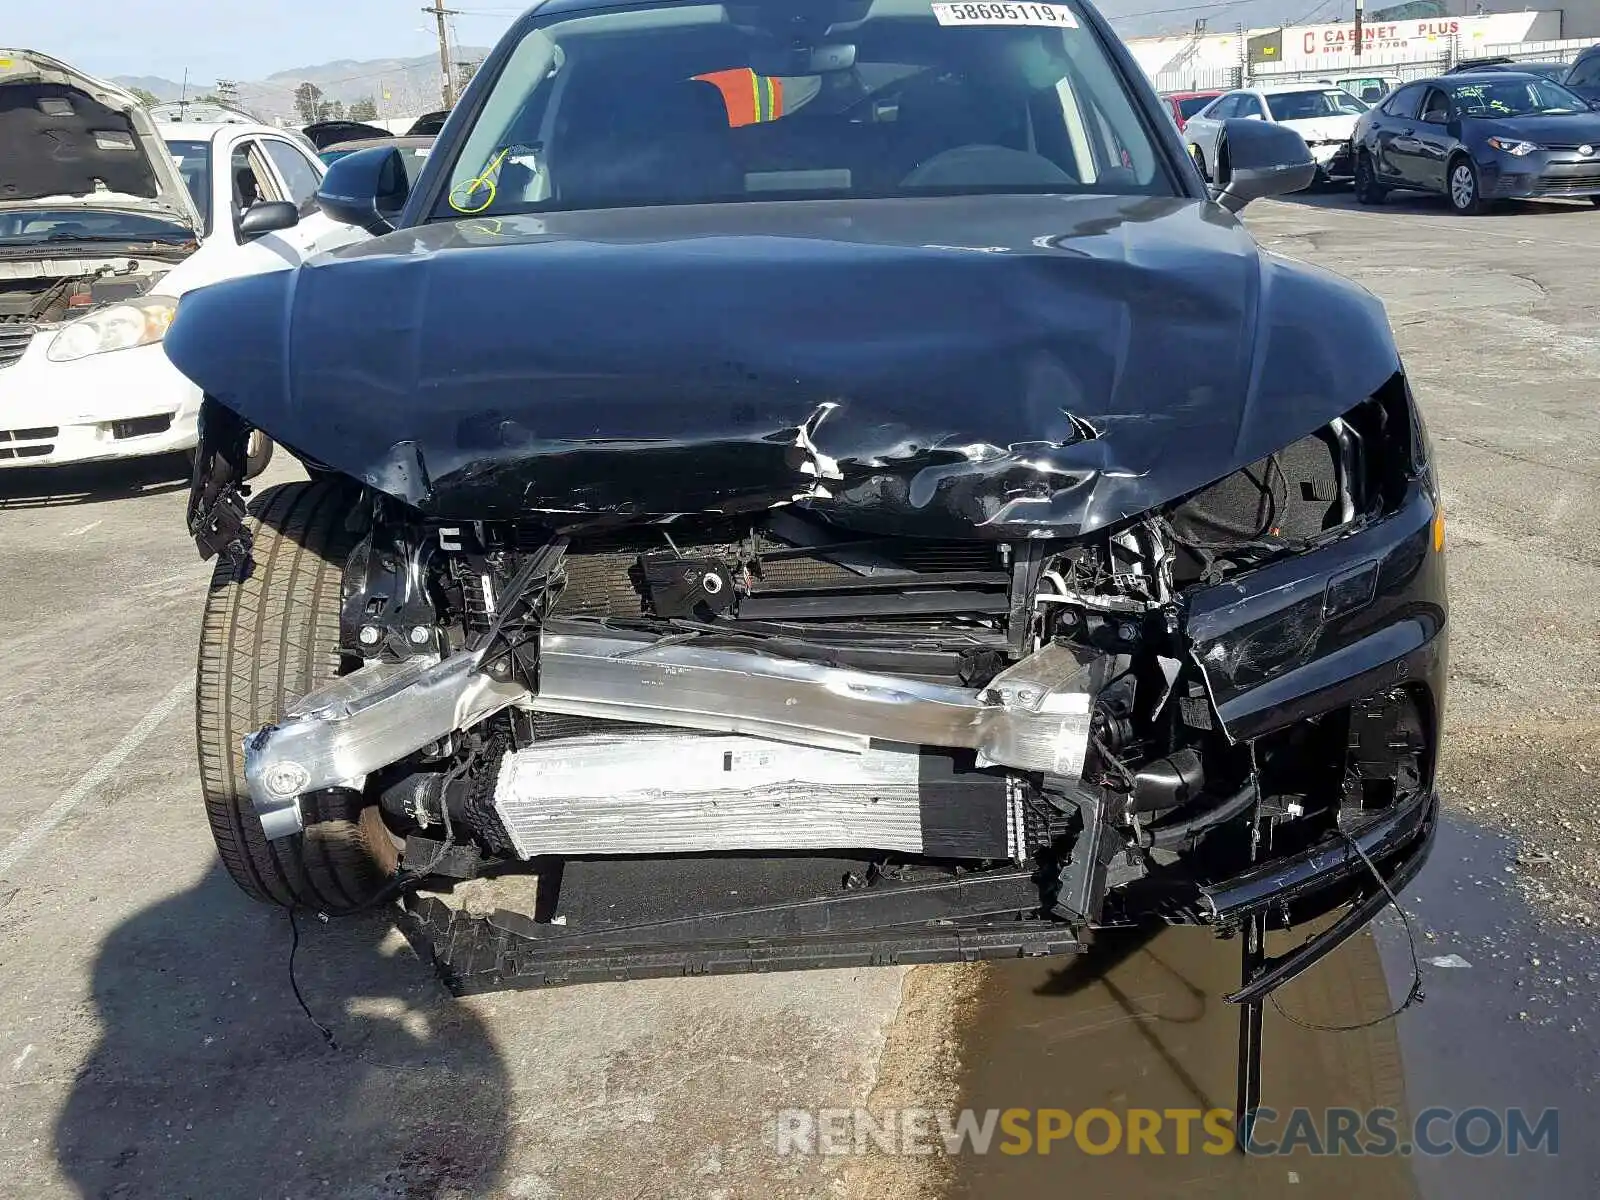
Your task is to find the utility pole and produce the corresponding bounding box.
[423,2,459,109]
[1354,0,1364,59]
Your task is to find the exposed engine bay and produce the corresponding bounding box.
[197,375,1441,1001]
[0,255,175,326]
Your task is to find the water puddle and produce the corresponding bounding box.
[945,816,1599,1197]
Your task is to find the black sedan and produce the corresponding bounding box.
[1353,72,1600,212]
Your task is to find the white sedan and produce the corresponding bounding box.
[1182,84,1369,187]
[0,50,364,472]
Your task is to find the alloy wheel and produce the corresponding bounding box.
[1450,162,1477,212]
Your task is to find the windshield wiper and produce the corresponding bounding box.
[40,232,182,244]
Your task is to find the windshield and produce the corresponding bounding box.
[433,0,1169,218]
[165,139,212,232]
[1176,95,1214,118]
[0,207,196,247]
[1336,77,1393,102]
[1265,89,1367,121]
[1449,76,1587,116]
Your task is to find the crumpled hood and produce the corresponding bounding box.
[1278,115,1360,143]
[166,193,1399,540]
[0,48,199,228]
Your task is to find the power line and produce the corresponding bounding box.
[1101,0,1255,22]
[1291,0,1341,25]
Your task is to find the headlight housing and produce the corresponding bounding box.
[47,296,178,363]
[1487,137,1539,157]
[1165,373,1422,586]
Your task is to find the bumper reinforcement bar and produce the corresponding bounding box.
[245,625,1106,838]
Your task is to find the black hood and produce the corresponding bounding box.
[165,193,1399,540]
[1465,112,1600,144]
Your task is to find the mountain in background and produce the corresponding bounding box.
[113,48,491,121]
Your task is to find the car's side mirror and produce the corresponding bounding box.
[237,200,301,239]
[1211,118,1316,213]
[316,145,409,235]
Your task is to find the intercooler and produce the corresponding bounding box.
[245,531,1106,849]
[489,732,1025,859]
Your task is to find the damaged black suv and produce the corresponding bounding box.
[173,0,1445,1015]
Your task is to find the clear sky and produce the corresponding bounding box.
[4,1,524,83]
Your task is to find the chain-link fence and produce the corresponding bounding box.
[1149,66,1239,94]
[1469,39,1592,67]
[1247,57,1449,87]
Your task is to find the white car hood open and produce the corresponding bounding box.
[0,48,201,232]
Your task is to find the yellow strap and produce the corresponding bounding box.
[449,147,512,215]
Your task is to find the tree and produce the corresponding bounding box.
[293,81,324,124]
[456,60,482,90]
[129,86,161,108]
[347,96,379,122]
[323,99,346,121]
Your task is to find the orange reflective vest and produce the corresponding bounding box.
[694,68,784,127]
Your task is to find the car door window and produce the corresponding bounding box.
[1238,94,1267,120]
[231,139,284,217]
[1383,85,1424,120]
[261,139,324,216]
[1207,94,1239,119]
[1418,88,1450,124]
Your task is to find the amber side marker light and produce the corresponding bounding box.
[1432,503,1445,553]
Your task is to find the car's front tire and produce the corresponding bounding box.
[1448,156,1488,215]
[196,479,400,911]
[1190,145,1209,183]
[1354,152,1388,206]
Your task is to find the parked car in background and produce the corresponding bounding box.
[1158,89,1222,132]
[1184,83,1368,184]
[1446,58,1571,81]
[320,136,435,186]
[1564,43,1600,102]
[1352,71,1600,213]
[303,119,393,150]
[1324,73,1402,104]
[0,50,366,472]
[407,110,452,136]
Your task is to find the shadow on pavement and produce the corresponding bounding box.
[0,454,192,510]
[1278,187,1599,218]
[54,866,511,1198]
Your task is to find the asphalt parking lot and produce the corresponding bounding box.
[0,188,1596,1199]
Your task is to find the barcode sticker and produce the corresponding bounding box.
[932,2,1079,27]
